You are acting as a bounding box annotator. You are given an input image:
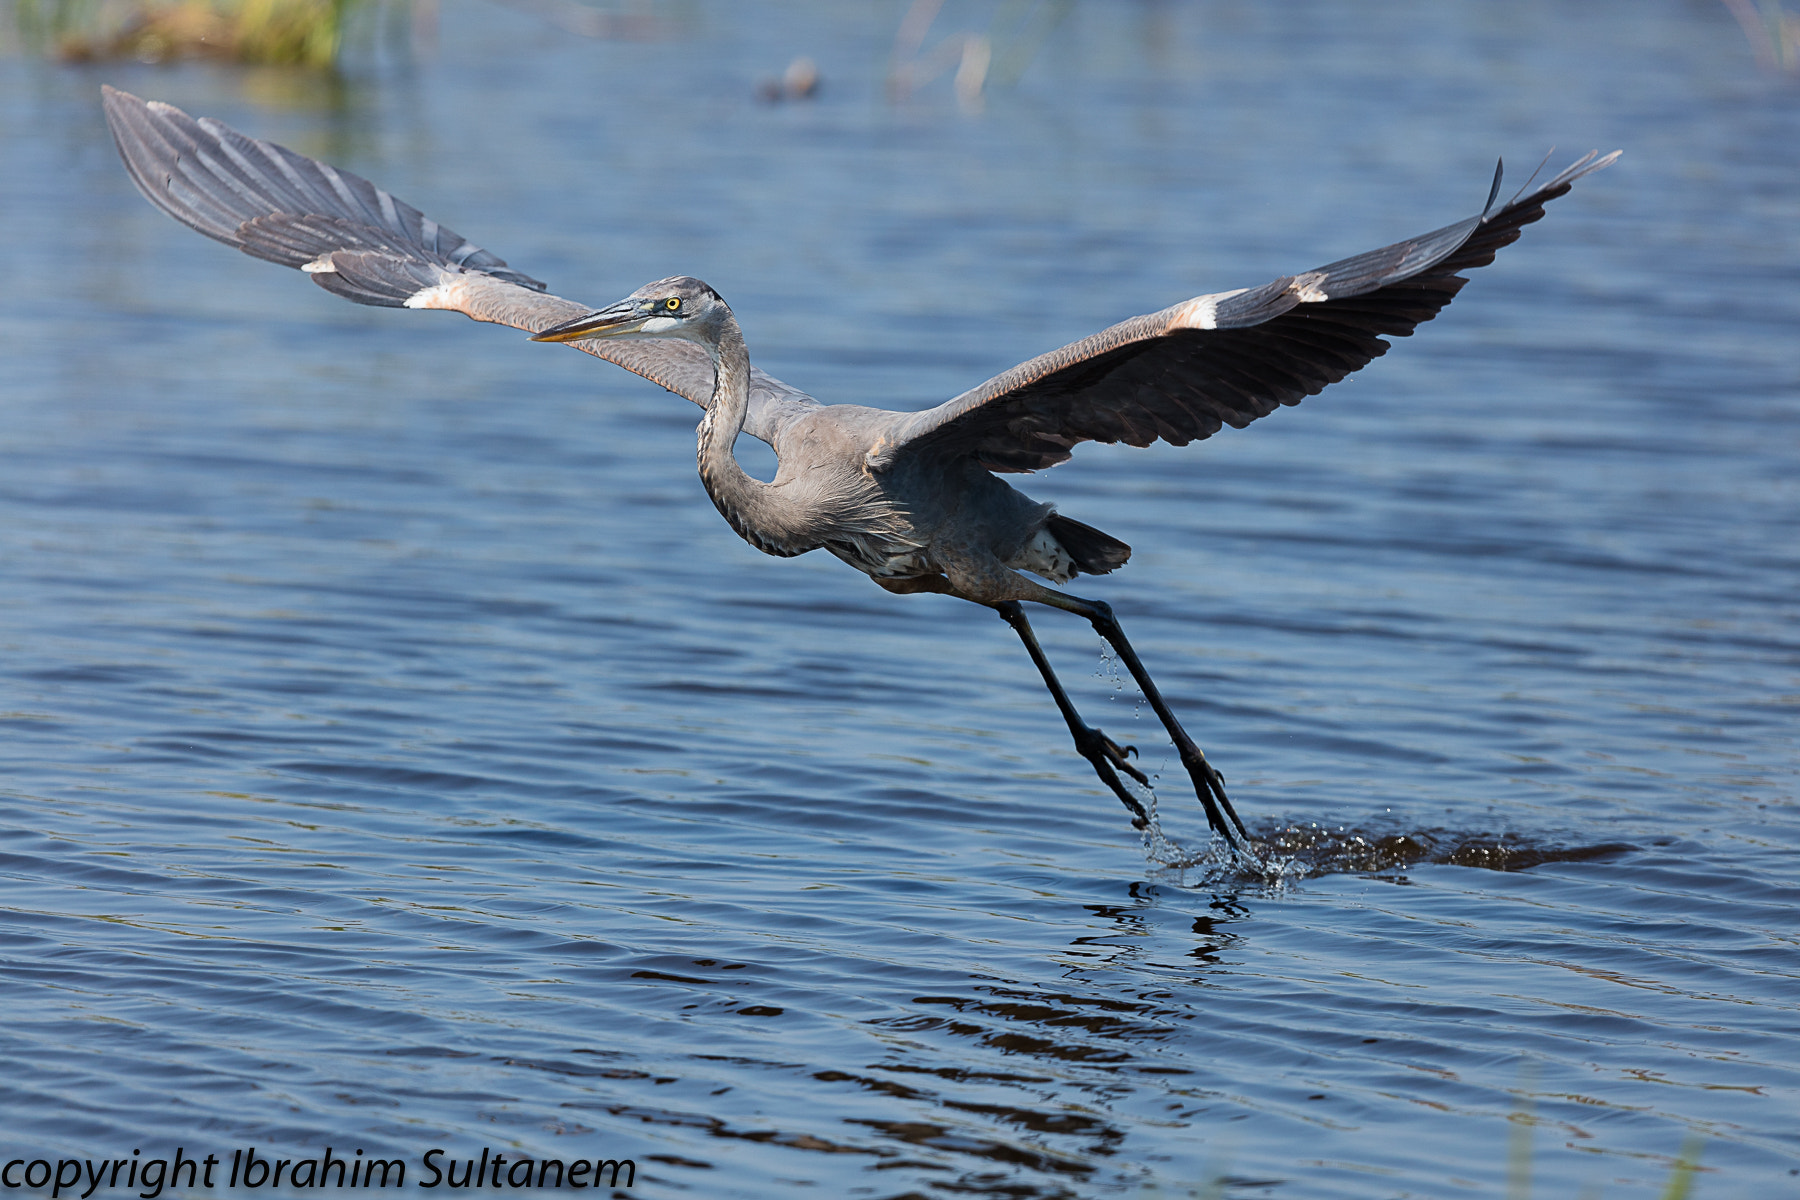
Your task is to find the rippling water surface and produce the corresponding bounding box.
[2,3,1797,1196]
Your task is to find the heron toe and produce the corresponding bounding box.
[1177,747,1248,846]
[1079,727,1147,786]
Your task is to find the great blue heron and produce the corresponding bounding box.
[103,86,1616,852]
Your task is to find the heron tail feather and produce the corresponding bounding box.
[1046,514,1131,577]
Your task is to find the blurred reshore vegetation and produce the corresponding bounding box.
[7,0,1795,80]
[4,0,675,68]
[12,0,382,68]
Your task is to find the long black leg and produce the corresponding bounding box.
[994,600,1152,829]
[1049,596,1249,848]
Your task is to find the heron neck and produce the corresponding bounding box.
[696,315,778,551]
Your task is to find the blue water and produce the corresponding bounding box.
[2,2,1797,1197]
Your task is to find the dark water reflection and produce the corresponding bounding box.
[2,2,1798,1197]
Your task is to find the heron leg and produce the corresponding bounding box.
[993,600,1152,829]
[1031,593,1248,848]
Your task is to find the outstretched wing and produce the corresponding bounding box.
[101,86,819,446]
[874,152,1618,474]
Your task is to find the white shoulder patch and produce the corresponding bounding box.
[404,277,473,311]
[1290,271,1330,303]
[1166,287,1250,331]
[300,255,337,275]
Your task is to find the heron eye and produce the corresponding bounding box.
[665,297,682,311]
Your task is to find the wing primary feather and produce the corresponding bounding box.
[104,87,545,293]
[102,86,823,448]
[1484,158,1505,213]
[1504,149,1552,209]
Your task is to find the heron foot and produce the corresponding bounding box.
[993,599,1155,831]
[1177,745,1247,849]
[1079,726,1147,785]
[1071,723,1152,828]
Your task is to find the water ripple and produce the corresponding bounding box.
[3,2,1798,1196]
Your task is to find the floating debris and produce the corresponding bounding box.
[756,55,820,103]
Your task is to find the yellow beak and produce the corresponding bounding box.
[529,301,647,343]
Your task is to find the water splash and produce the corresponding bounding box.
[1135,806,1637,891]
[1154,820,1635,888]
[1094,643,1143,721]
[1136,783,1306,890]
[1250,823,1636,876]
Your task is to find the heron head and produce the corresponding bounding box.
[530,276,725,344]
